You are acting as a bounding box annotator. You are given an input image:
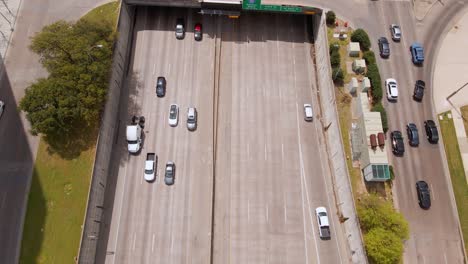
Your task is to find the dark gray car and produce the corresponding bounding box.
[424,120,439,144]
[416,181,431,209]
[378,37,390,58]
[165,161,175,185]
[406,123,419,147]
[413,80,425,102]
[156,76,166,97]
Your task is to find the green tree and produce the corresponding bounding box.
[326,11,336,26]
[332,67,344,83]
[351,28,371,51]
[329,43,340,54]
[330,50,341,68]
[366,64,382,104]
[363,50,376,65]
[364,228,403,264]
[371,103,388,133]
[357,193,409,240]
[20,18,115,156]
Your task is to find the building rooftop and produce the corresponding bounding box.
[360,95,388,165]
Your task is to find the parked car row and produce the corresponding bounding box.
[380,24,433,210]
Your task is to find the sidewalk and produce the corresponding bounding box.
[451,110,468,182]
[0,0,21,59]
[433,11,468,183]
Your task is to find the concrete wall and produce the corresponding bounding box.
[77,3,136,263]
[124,0,201,7]
[312,14,367,264]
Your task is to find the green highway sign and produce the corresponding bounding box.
[242,0,303,13]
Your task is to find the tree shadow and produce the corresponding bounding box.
[42,122,99,160]
[19,167,46,263]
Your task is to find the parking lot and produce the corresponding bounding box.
[101,7,348,264]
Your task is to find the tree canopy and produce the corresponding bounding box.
[19,18,115,156]
[364,228,404,264]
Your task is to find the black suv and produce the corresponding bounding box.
[390,130,405,155]
[413,80,425,102]
[424,120,439,144]
[416,181,431,209]
[406,123,419,147]
[156,76,166,97]
[378,37,390,58]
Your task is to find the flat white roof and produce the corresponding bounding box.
[360,94,389,165]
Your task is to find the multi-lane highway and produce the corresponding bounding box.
[100,6,350,264]
[212,12,347,264]
[368,1,465,263]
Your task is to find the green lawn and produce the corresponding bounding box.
[439,112,468,255]
[20,141,96,263]
[461,106,468,137]
[19,2,120,263]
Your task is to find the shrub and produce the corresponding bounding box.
[363,50,376,65]
[351,28,371,51]
[366,64,382,104]
[364,228,404,264]
[330,51,341,68]
[389,165,395,181]
[329,43,340,54]
[371,102,389,133]
[326,11,336,26]
[332,67,344,83]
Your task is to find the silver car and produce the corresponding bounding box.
[168,104,179,127]
[187,107,197,131]
[390,24,401,41]
[0,100,4,118]
[165,161,175,185]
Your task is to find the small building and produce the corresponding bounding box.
[352,93,390,182]
[361,77,371,93]
[352,59,366,74]
[347,42,360,57]
[349,77,358,94]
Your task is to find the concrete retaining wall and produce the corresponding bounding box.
[313,14,367,264]
[77,3,136,263]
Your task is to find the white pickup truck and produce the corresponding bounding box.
[144,153,157,182]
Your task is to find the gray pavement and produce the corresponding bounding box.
[212,12,348,264]
[101,7,351,264]
[0,0,112,263]
[102,7,215,263]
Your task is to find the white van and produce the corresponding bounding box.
[304,104,313,121]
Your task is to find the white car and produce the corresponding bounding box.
[385,78,399,101]
[187,107,197,131]
[303,104,313,121]
[168,104,179,127]
[390,24,401,41]
[315,207,331,239]
[0,100,4,118]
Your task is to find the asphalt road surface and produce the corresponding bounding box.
[368,1,465,263]
[101,7,349,264]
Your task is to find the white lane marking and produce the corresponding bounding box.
[1,192,6,209]
[132,233,136,251]
[171,234,174,253]
[247,143,250,159]
[296,103,321,264]
[264,144,267,161]
[153,63,156,75]
[431,184,436,201]
[247,199,250,222]
[168,63,171,75]
[112,155,131,261]
[444,253,448,264]
[281,143,285,160]
[284,192,287,223]
[151,233,155,252]
[266,204,269,222]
